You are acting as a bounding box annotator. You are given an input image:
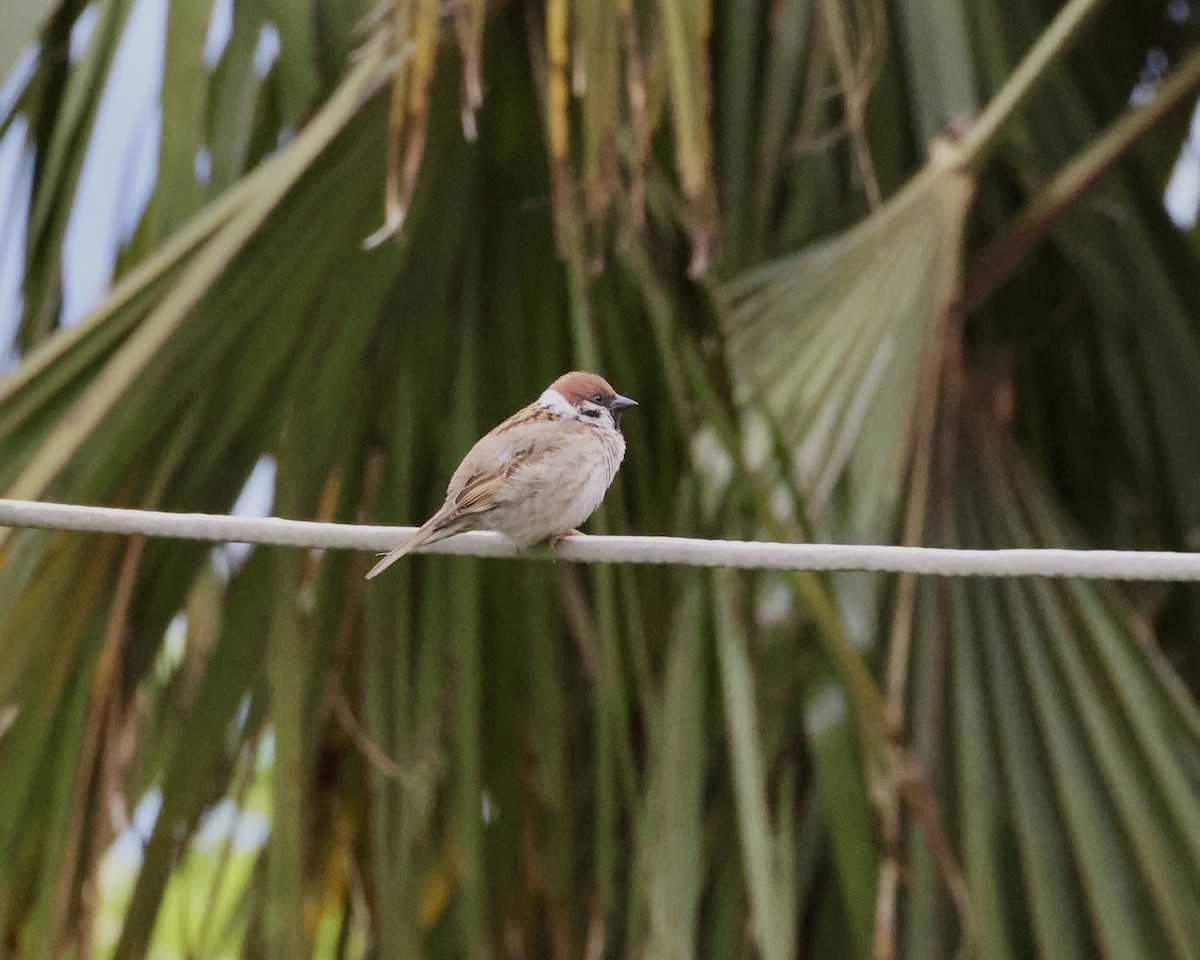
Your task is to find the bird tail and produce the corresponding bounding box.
[364,518,454,580]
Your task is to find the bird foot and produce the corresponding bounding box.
[548,528,584,549]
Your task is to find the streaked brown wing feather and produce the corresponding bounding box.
[493,404,561,434]
[451,447,536,516]
[430,405,589,530]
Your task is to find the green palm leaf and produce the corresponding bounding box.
[2,1,1200,959]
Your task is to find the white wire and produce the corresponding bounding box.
[2,497,1200,581]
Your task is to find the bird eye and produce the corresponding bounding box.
[593,394,605,404]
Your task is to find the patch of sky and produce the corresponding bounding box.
[61,0,166,325]
[1166,103,1200,228]
[212,455,278,579]
[194,798,271,851]
[0,116,30,369]
[203,0,233,68]
[254,22,281,76]
[195,143,213,183]
[68,4,100,62]
[159,612,189,679]
[0,45,38,117]
[103,786,165,873]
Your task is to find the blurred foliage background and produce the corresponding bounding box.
[3,0,1200,957]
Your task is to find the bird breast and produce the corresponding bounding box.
[493,426,625,545]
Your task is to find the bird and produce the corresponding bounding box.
[365,371,637,579]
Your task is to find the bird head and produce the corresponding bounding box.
[543,371,638,429]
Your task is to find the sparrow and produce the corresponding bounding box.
[365,371,637,579]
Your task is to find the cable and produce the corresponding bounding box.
[3,497,1200,580]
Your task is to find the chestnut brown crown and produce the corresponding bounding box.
[550,371,621,406]
[549,372,638,414]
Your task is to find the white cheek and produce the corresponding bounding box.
[537,388,575,417]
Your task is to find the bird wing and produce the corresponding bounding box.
[434,407,585,525]
[450,447,538,516]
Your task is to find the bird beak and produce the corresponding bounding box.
[610,394,638,412]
